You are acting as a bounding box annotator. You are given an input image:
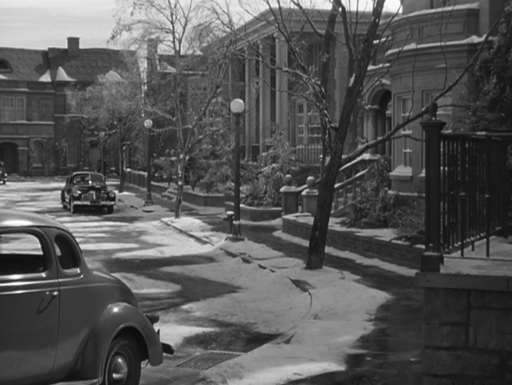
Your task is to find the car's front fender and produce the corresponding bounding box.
[77,302,163,382]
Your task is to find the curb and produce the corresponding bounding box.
[160,218,214,246]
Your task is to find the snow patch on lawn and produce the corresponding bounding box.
[163,216,212,232]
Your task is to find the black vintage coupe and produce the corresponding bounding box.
[0,209,166,385]
[61,171,116,214]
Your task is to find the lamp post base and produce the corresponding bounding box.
[226,234,245,242]
[144,193,153,206]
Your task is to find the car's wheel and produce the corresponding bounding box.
[69,198,76,214]
[102,337,142,385]
[107,206,114,214]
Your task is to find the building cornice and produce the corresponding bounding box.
[385,35,484,58]
[394,2,479,24]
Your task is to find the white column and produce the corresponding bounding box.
[275,36,289,136]
[259,39,272,154]
[244,47,256,161]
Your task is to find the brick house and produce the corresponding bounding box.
[364,0,506,194]
[0,37,134,175]
[214,2,505,194]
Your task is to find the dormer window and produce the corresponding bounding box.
[0,59,12,73]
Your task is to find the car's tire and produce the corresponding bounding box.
[101,337,142,385]
[107,206,114,214]
[69,198,76,214]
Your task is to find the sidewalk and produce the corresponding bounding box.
[119,184,423,385]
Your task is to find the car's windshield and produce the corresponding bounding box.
[72,173,104,185]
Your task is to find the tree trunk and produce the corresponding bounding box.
[306,147,342,269]
[174,159,185,218]
[119,161,126,193]
[119,142,125,193]
[174,178,184,218]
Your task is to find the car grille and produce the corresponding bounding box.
[82,191,98,201]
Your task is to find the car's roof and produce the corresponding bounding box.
[0,209,65,229]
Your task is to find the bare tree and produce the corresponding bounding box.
[112,0,238,217]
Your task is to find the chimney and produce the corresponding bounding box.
[67,37,80,55]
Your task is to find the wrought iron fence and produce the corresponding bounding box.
[442,133,505,256]
[431,130,512,258]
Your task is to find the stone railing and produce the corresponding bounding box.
[279,153,380,217]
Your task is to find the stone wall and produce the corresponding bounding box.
[283,214,423,268]
[418,273,512,385]
[225,201,282,222]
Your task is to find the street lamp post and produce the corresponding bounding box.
[98,131,106,175]
[144,118,153,206]
[230,98,245,238]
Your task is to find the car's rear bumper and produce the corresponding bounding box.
[74,201,115,206]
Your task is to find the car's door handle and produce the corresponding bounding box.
[38,290,59,313]
[45,290,59,297]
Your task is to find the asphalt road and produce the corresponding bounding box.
[0,178,268,385]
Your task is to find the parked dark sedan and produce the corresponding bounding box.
[0,209,166,385]
[61,171,116,214]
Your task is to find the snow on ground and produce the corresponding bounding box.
[112,272,181,295]
[162,236,390,385]
[3,182,394,385]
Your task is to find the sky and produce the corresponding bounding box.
[0,0,402,50]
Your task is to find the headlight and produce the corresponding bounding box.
[71,188,81,198]
[108,191,116,199]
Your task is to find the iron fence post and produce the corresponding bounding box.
[421,118,446,272]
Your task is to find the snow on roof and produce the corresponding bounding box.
[100,70,124,82]
[367,63,391,72]
[385,35,485,57]
[38,69,51,82]
[55,66,76,82]
[395,2,480,22]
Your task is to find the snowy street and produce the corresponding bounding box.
[0,178,421,385]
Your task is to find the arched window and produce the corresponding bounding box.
[0,59,12,73]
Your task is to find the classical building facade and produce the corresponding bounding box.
[220,2,506,193]
[363,0,506,193]
[224,8,370,164]
[0,37,131,175]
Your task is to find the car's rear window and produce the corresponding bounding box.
[0,232,47,276]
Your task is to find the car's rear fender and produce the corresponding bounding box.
[74,302,163,381]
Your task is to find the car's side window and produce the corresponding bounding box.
[0,232,47,276]
[54,233,81,271]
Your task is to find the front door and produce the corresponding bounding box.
[0,142,19,173]
[0,229,59,385]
